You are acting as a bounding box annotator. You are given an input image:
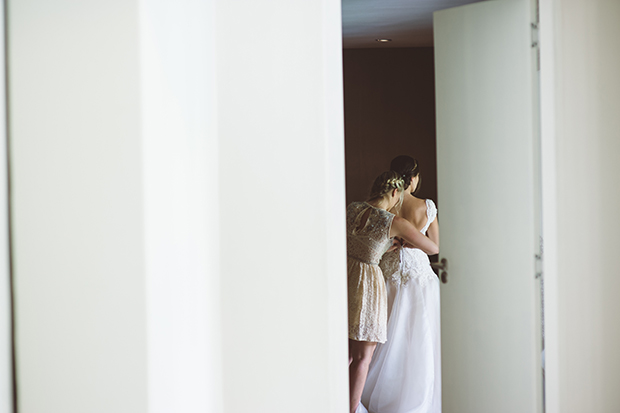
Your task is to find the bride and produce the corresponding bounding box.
[359,155,442,413]
[347,171,439,413]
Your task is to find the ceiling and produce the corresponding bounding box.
[342,0,486,48]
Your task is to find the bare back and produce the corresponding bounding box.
[398,194,430,231]
[393,192,440,248]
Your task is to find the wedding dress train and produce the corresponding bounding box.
[359,199,441,413]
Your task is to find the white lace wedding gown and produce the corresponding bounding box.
[358,199,441,413]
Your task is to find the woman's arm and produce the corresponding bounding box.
[389,216,439,255]
[426,218,439,248]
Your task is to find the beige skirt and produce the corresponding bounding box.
[347,258,388,343]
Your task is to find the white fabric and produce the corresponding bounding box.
[356,402,369,413]
[360,199,441,413]
[420,199,437,234]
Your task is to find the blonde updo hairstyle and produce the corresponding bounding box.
[367,170,406,210]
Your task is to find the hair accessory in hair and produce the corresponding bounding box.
[385,177,405,190]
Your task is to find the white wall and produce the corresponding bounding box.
[0,1,13,411]
[9,1,148,412]
[139,0,221,411]
[9,0,348,412]
[541,0,620,412]
[216,0,349,411]
[9,0,224,411]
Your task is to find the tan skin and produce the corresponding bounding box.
[393,175,440,248]
[348,187,438,413]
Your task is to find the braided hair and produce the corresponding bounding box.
[368,171,406,202]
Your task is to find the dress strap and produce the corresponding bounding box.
[420,199,437,235]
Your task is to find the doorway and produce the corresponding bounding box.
[343,47,438,208]
[342,1,545,412]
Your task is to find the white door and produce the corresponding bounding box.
[433,1,542,412]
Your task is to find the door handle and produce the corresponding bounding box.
[431,258,449,284]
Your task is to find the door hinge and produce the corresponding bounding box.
[535,253,542,278]
[531,22,540,71]
[535,235,543,279]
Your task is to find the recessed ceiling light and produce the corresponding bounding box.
[375,38,392,43]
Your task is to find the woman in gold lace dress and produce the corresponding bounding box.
[347,171,439,413]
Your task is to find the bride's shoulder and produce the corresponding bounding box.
[406,195,427,210]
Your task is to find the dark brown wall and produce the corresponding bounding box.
[343,48,437,204]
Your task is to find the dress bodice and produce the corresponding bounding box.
[380,199,438,285]
[347,202,395,265]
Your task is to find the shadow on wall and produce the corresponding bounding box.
[343,47,437,205]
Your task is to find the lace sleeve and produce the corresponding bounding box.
[426,199,437,221]
[421,199,437,234]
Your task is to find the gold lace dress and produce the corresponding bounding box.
[347,202,395,343]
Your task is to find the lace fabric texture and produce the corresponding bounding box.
[347,202,395,343]
[362,198,441,413]
[347,202,395,265]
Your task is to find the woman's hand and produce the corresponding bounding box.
[386,237,403,252]
[390,216,439,255]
